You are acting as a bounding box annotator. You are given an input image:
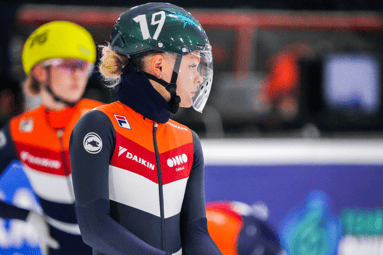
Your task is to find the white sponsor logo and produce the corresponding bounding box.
[175,166,185,172]
[167,122,188,131]
[118,146,155,170]
[167,154,188,168]
[20,151,61,169]
[83,132,103,154]
[0,131,6,149]
[19,118,34,132]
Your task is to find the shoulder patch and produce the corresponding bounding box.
[114,114,131,129]
[83,132,103,154]
[19,118,34,132]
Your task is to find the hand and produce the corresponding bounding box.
[26,211,60,255]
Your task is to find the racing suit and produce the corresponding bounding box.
[0,98,103,254]
[69,63,222,255]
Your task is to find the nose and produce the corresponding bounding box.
[70,69,86,85]
[72,69,81,80]
[195,70,203,85]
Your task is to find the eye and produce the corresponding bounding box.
[189,64,197,69]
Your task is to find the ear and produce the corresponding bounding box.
[31,65,48,82]
[151,54,164,78]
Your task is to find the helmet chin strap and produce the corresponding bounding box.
[44,66,78,108]
[45,85,77,108]
[143,54,182,114]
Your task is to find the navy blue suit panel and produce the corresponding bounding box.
[69,110,169,255]
[70,110,115,205]
[181,218,222,255]
[180,131,222,255]
[0,124,19,175]
[0,200,29,220]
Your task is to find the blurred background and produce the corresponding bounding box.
[1,1,383,255]
[2,0,383,138]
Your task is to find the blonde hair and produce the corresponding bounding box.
[99,46,128,87]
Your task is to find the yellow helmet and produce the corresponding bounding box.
[22,21,96,75]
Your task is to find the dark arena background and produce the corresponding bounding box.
[1,1,383,254]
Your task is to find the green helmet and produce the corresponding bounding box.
[110,2,210,57]
[110,3,214,113]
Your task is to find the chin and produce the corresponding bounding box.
[179,98,193,108]
[179,102,193,108]
[64,96,82,104]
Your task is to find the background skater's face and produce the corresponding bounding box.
[40,59,93,103]
[48,59,93,103]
